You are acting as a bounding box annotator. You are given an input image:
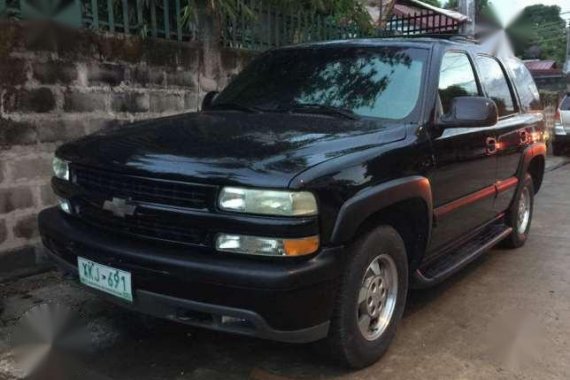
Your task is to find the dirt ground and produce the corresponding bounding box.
[1,157,570,380]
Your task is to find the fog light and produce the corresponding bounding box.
[58,198,72,214]
[215,234,319,256]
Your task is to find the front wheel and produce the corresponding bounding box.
[502,173,534,248]
[325,226,408,369]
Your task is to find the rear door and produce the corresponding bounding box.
[474,55,542,212]
[428,50,499,253]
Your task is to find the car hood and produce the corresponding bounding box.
[58,111,407,188]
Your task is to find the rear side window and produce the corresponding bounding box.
[507,59,541,111]
[560,95,570,111]
[476,56,517,117]
[438,52,480,114]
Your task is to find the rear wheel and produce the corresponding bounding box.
[502,173,534,249]
[325,226,408,369]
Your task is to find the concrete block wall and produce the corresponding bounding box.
[0,21,256,265]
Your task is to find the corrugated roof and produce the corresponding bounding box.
[406,0,469,22]
[524,60,557,71]
[392,0,468,22]
[392,3,465,28]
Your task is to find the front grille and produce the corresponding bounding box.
[77,201,208,246]
[73,165,216,210]
[71,165,216,245]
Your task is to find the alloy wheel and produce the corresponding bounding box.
[356,254,398,341]
[517,187,531,235]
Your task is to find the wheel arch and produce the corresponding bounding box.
[330,176,433,270]
[518,143,546,195]
[527,155,545,194]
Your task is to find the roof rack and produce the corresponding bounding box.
[396,34,479,44]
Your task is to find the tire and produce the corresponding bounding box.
[325,225,408,369]
[502,173,534,249]
[552,143,564,156]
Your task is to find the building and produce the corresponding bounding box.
[385,0,468,35]
[524,60,567,91]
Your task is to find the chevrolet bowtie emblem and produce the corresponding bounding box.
[102,197,136,218]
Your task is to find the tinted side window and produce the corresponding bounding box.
[507,59,540,111]
[476,56,516,117]
[438,52,479,114]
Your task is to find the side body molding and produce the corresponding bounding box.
[330,176,433,245]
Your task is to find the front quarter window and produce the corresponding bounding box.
[213,46,427,121]
[438,51,480,115]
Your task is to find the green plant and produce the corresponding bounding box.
[421,0,441,7]
[507,4,566,65]
[181,0,372,29]
[539,90,561,108]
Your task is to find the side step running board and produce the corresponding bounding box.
[413,224,513,288]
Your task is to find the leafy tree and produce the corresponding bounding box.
[444,0,496,20]
[183,0,371,30]
[507,4,566,65]
[475,0,500,26]
[420,0,441,8]
[278,0,372,27]
[444,0,458,10]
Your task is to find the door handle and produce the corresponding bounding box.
[486,137,498,154]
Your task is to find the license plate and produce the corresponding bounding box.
[77,257,133,302]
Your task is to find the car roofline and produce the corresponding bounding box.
[274,37,475,51]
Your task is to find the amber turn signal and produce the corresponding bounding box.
[216,234,319,256]
[283,236,320,256]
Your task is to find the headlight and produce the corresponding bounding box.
[218,187,317,216]
[216,234,319,256]
[52,157,70,181]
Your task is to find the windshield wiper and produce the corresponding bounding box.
[288,103,360,120]
[209,102,262,113]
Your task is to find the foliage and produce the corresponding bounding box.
[539,90,560,108]
[444,0,497,21]
[507,4,566,65]
[183,0,372,29]
[278,0,371,26]
[101,0,372,40]
[475,0,500,26]
[443,0,457,10]
[420,0,441,8]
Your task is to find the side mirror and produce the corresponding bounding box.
[438,96,498,128]
[201,91,219,111]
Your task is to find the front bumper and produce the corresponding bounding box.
[39,207,344,343]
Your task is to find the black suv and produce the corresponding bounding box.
[39,38,546,368]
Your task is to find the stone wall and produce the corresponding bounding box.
[0,21,256,269]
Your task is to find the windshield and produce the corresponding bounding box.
[213,46,428,121]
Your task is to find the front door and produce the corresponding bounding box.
[428,51,498,253]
